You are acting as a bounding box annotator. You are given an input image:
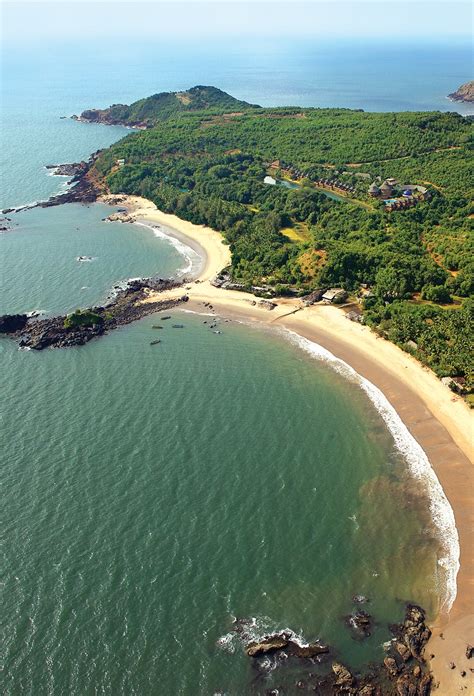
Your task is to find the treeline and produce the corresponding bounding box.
[364,299,473,391]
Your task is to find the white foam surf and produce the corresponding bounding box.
[284,329,460,613]
[134,221,202,277]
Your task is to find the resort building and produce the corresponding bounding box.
[379,181,394,198]
[322,288,347,304]
[367,178,431,210]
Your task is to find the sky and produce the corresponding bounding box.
[1,1,472,42]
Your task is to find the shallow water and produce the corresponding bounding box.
[2,308,444,695]
[1,33,461,695]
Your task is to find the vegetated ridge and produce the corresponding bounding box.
[44,87,474,401]
[75,85,260,128]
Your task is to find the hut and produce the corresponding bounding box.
[380,181,394,198]
[322,288,348,304]
[368,182,381,197]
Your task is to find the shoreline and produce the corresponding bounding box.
[109,193,473,693]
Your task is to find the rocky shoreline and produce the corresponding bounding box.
[1,153,102,215]
[229,605,436,694]
[447,80,474,103]
[0,278,188,350]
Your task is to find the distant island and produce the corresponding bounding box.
[447,80,474,103]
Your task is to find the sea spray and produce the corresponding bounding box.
[285,330,460,613]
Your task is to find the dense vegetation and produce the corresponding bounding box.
[64,309,103,329]
[80,85,259,127]
[90,89,473,395]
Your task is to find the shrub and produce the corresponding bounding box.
[64,309,103,329]
[421,284,452,304]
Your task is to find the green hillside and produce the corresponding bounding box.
[89,92,473,396]
[79,85,260,127]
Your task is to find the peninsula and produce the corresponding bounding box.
[4,86,472,693]
[43,86,474,405]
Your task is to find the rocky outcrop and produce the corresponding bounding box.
[390,604,431,659]
[37,151,103,208]
[2,152,105,214]
[245,631,329,659]
[0,314,29,333]
[331,662,354,687]
[246,635,289,657]
[45,162,88,177]
[1,278,188,350]
[448,80,474,103]
[238,604,434,694]
[345,610,372,639]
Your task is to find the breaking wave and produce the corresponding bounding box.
[284,330,460,614]
[134,221,202,278]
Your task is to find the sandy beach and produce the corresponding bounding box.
[101,193,474,692]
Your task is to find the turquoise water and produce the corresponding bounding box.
[1,34,460,695]
[1,204,184,315]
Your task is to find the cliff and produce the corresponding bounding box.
[447,80,474,103]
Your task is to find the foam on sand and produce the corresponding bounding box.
[134,221,202,277]
[285,329,460,613]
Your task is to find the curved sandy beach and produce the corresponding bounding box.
[101,194,474,693]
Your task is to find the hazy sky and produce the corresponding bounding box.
[2,1,473,41]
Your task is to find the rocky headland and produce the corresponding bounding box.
[447,80,474,103]
[1,152,103,215]
[229,605,437,694]
[0,278,188,350]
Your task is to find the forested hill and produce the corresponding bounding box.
[89,93,473,399]
[77,86,260,127]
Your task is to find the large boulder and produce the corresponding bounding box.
[246,634,289,657]
[332,662,354,687]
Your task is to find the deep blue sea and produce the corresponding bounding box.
[1,36,466,695]
[1,37,472,209]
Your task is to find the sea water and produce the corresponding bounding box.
[1,35,463,695]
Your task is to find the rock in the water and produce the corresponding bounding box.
[246,635,289,657]
[0,314,29,333]
[331,662,354,687]
[352,594,369,604]
[287,641,329,658]
[346,610,372,639]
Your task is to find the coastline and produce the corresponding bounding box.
[105,193,474,693]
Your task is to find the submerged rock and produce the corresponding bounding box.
[345,610,372,639]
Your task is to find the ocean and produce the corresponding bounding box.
[1,36,465,695]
